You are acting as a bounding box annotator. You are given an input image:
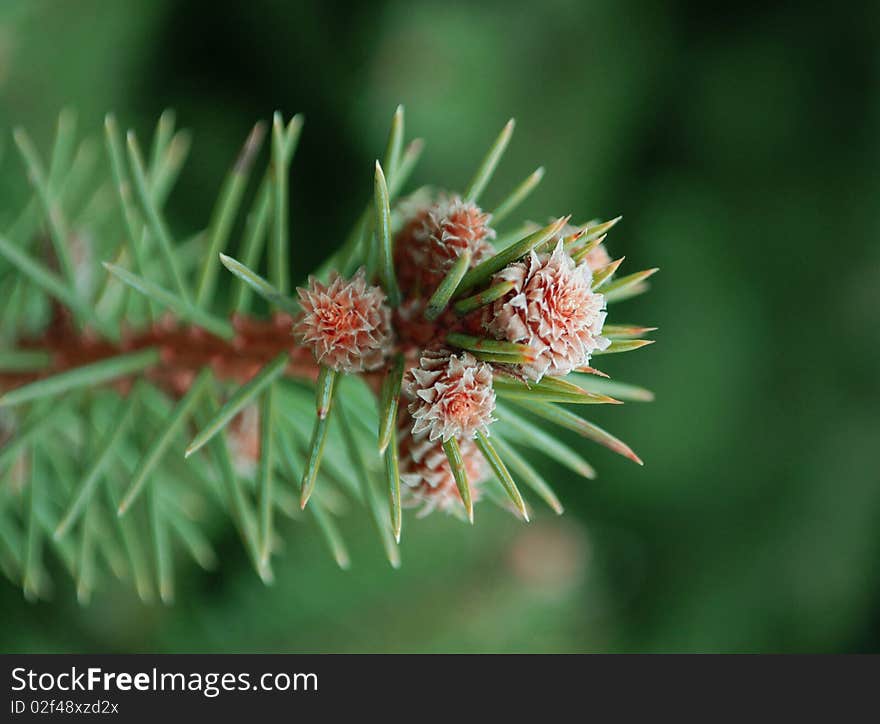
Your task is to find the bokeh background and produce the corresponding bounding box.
[1,0,878,652]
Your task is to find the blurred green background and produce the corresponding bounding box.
[1,0,879,653]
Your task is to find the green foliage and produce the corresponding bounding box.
[0,104,655,609]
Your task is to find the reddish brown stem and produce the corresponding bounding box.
[1,312,319,399]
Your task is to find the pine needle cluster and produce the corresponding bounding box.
[0,107,656,603]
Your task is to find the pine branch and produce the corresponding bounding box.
[0,106,656,602]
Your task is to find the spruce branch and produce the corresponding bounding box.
[0,105,657,602]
